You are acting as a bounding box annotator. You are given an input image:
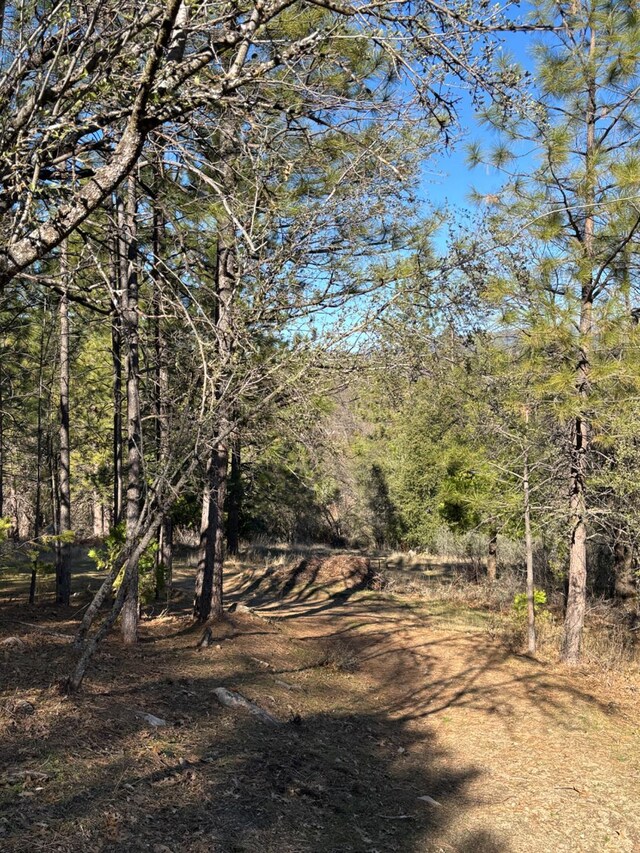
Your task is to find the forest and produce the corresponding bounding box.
[0,1,639,851]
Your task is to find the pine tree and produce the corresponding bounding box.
[470,0,640,662]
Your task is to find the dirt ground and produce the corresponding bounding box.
[0,555,639,853]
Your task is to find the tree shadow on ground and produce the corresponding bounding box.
[0,557,630,852]
[0,635,509,853]
[2,564,636,853]
[220,567,618,735]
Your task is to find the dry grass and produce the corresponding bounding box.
[379,557,640,673]
[0,551,639,852]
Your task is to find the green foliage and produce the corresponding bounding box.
[27,549,55,579]
[22,530,76,580]
[242,455,336,544]
[41,530,76,547]
[512,588,548,618]
[510,589,551,646]
[365,464,400,549]
[170,494,201,530]
[87,525,126,573]
[89,524,158,604]
[0,518,12,544]
[344,326,551,551]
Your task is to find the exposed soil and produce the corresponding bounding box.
[257,553,374,597]
[0,556,638,853]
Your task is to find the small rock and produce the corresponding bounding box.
[1,637,25,651]
[5,699,35,716]
[417,795,442,807]
[135,712,167,727]
[275,679,303,692]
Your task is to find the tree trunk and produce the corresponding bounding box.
[28,562,37,606]
[194,460,216,621]
[93,493,106,537]
[613,540,636,609]
[193,135,236,618]
[73,452,200,660]
[562,20,596,666]
[563,482,588,663]
[210,438,229,617]
[0,356,4,520]
[121,177,142,645]
[34,305,45,543]
[487,529,497,582]
[69,517,161,689]
[208,227,234,618]
[523,444,536,656]
[56,243,71,606]
[31,305,49,604]
[49,434,59,545]
[9,477,18,539]
[152,190,172,601]
[226,430,241,556]
[193,437,230,622]
[111,215,124,527]
[158,516,173,601]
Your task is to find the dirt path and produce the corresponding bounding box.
[232,567,640,853]
[0,561,638,852]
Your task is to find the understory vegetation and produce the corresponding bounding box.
[1,0,640,849]
[1,0,639,675]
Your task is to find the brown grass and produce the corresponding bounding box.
[0,555,639,852]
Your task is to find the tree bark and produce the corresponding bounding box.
[613,540,636,608]
[31,300,50,604]
[0,355,3,520]
[523,442,536,656]
[487,528,497,582]
[158,516,173,601]
[210,437,229,618]
[152,188,173,601]
[194,459,216,621]
[194,237,233,620]
[111,213,124,526]
[92,493,106,537]
[121,177,142,645]
[49,434,59,545]
[0,0,185,289]
[562,19,596,665]
[55,243,71,606]
[34,302,46,543]
[193,133,236,619]
[226,429,241,556]
[194,438,230,621]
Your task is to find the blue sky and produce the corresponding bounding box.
[422,25,538,212]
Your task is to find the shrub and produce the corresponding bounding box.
[512,588,548,618]
[89,524,158,604]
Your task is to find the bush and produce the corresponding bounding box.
[89,524,158,604]
[500,588,553,652]
[512,588,548,618]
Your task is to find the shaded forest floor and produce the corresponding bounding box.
[1,552,639,853]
